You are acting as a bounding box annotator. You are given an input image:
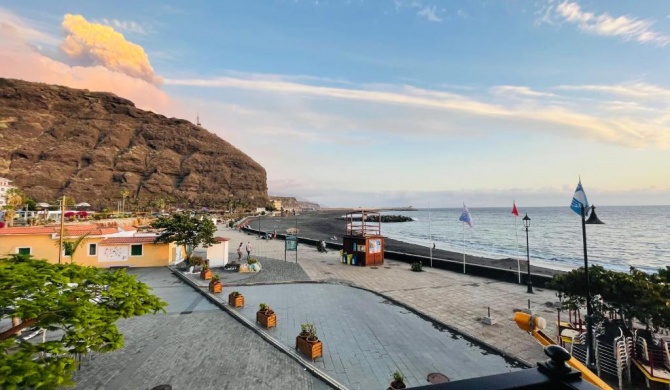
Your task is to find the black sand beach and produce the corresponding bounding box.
[254,210,565,278]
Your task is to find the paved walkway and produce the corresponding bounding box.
[72,268,328,390]
[194,283,523,389]
[217,227,561,366]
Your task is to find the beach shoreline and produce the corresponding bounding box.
[259,210,567,278]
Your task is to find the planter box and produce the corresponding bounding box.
[296,336,323,361]
[209,281,223,293]
[201,269,212,280]
[228,293,244,308]
[256,311,276,329]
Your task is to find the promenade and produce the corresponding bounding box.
[219,228,561,367]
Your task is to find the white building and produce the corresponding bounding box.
[0,177,16,208]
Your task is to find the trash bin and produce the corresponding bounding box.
[347,254,353,265]
[352,255,357,265]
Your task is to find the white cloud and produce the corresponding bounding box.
[417,6,442,22]
[97,18,148,35]
[490,85,556,98]
[551,1,670,46]
[557,82,670,100]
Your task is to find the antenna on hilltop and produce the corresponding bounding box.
[196,112,201,126]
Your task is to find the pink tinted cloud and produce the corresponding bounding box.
[0,12,172,114]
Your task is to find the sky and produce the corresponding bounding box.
[1,0,670,208]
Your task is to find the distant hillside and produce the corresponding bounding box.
[0,78,268,209]
[270,196,320,211]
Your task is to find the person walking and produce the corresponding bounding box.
[246,242,253,258]
[237,242,243,262]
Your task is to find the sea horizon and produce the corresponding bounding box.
[375,206,670,275]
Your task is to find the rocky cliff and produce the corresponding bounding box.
[0,78,267,209]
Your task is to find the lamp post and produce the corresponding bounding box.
[522,213,533,294]
[581,204,604,368]
[258,213,262,238]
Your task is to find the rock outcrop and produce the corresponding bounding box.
[0,78,267,209]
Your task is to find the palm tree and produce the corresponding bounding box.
[3,209,16,227]
[5,189,24,209]
[120,188,129,213]
[61,232,91,264]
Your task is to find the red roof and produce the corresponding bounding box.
[0,225,119,236]
[100,236,163,245]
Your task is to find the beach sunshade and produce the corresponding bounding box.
[76,202,91,207]
[36,202,51,208]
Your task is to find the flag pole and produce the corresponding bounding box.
[428,203,433,268]
[462,222,466,274]
[515,212,520,284]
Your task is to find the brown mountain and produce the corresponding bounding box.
[0,78,267,209]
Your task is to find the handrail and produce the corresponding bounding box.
[514,312,613,390]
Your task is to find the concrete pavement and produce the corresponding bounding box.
[72,268,329,390]
[216,227,561,366]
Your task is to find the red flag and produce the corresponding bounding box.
[512,202,519,217]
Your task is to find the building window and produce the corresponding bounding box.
[130,244,143,256]
[89,243,97,256]
[17,247,31,255]
[64,244,73,257]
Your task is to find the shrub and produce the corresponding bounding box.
[247,257,258,265]
[411,262,423,272]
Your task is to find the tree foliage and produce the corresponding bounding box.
[151,213,217,260]
[549,265,670,330]
[0,255,166,389]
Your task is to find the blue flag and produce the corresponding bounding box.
[459,204,474,227]
[570,180,590,216]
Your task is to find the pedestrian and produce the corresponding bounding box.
[237,242,243,262]
[246,241,252,258]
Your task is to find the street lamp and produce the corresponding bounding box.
[522,213,533,294]
[581,204,604,368]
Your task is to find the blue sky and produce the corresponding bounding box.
[2,1,670,207]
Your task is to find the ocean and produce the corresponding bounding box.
[379,206,670,274]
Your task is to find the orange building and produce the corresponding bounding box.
[0,225,182,267]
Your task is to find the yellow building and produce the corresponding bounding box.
[0,225,183,267]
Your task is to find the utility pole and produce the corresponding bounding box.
[58,197,65,265]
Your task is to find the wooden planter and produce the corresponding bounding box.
[296,336,323,361]
[209,280,223,293]
[201,269,212,280]
[228,293,244,308]
[256,310,276,329]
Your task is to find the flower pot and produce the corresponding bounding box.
[389,381,406,389]
[201,269,212,280]
[209,280,222,293]
[256,310,276,329]
[296,335,323,361]
[228,293,244,308]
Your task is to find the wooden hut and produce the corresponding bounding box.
[342,210,384,266]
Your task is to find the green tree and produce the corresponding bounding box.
[60,232,91,263]
[120,188,129,213]
[265,203,276,212]
[0,255,166,389]
[549,266,670,330]
[151,213,217,261]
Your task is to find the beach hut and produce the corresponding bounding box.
[342,210,384,266]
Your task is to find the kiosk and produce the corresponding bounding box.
[342,211,384,266]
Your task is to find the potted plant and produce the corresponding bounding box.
[296,322,322,361]
[228,290,244,308]
[256,303,276,329]
[306,323,319,344]
[200,260,212,280]
[208,274,222,293]
[298,323,310,339]
[389,369,406,389]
